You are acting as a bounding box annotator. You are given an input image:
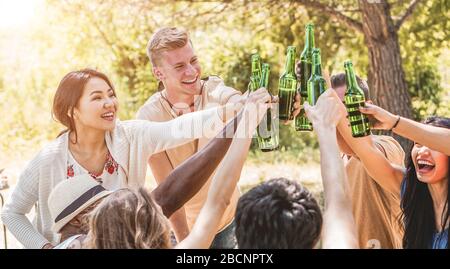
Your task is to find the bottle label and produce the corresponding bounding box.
[256,105,279,151]
[345,96,370,137]
[279,78,297,120]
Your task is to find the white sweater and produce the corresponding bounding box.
[1,107,226,249]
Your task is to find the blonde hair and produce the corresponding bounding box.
[147,27,191,66]
[85,188,171,249]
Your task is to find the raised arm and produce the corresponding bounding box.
[147,114,241,242]
[304,89,358,249]
[360,103,450,155]
[176,88,272,249]
[334,95,404,195]
[148,153,190,242]
[125,102,244,159]
[151,113,241,218]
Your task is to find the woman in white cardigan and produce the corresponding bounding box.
[1,69,246,249]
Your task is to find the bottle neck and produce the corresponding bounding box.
[345,65,358,91]
[260,68,270,88]
[251,61,262,78]
[311,53,322,76]
[285,50,296,75]
[304,27,315,52]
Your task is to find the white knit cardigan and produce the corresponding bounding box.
[1,107,225,248]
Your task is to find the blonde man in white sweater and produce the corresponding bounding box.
[1,68,247,249]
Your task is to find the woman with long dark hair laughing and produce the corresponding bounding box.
[360,104,449,248]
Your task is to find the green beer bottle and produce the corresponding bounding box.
[248,53,262,100]
[295,23,315,131]
[307,48,326,108]
[344,60,371,138]
[257,63,279,152]
[249,53,262,89]
[278,46,298,121]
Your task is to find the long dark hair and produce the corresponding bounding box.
[401,116,450,249]
[52,68,116,142]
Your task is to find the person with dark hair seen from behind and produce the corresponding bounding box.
[235,177,323,249]
[235,89,358,249]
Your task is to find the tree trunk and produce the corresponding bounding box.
[359,0,413,151]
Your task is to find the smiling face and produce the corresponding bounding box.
[153,42,202,97]
[412,143,448,184]
[73,77,118,132]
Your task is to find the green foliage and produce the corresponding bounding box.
[398,0,450,119]
[0,0,448,163]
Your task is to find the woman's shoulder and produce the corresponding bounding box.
[23,133,68,173]
[37,133,67,159]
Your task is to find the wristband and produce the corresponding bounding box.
[389,116,401,131]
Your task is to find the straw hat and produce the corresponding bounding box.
[48,174,113,233]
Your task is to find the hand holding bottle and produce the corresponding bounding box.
[359,103,399,130]
[303,89,344,130]
[243,87,277,131]
[282,93,302,125]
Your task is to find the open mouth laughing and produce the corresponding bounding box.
[101,111,115,121]
[181,75,198,85]
[416,158,436,174]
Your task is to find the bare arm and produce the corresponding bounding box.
[148,153,190,242]
[152,114,241,217]
[316,127,358,248]
[335,97,403,195]
[304,89,358,249]
[176,88,272,249]
[129,102,244,159]
[360,103,450,155]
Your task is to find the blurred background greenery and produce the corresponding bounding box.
[0,0,448,175]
